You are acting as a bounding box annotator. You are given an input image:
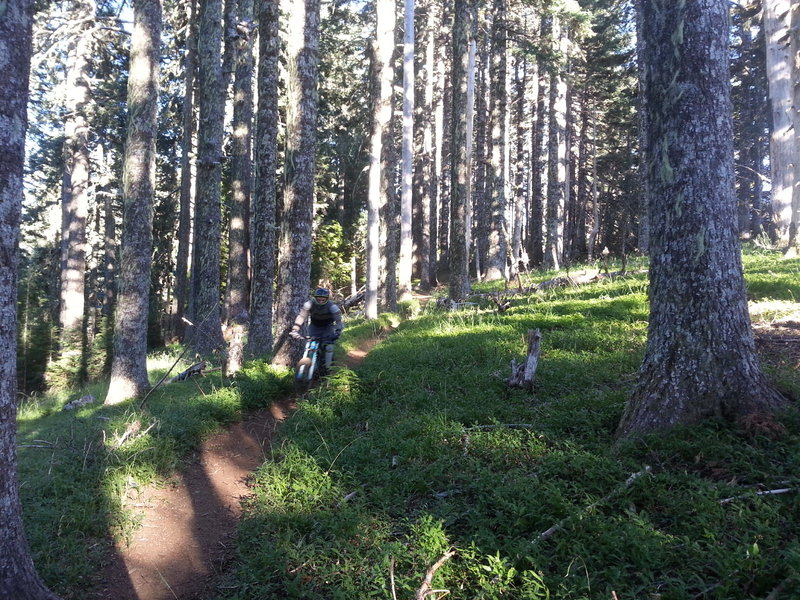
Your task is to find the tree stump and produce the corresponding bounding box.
[507,329,541,391]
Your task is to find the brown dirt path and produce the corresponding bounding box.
[95,342,377,600]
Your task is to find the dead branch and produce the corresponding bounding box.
[719,487,794,505]
[533,466,652,544]
[415,549,456,600]
[168,361,206,383]
[463,424,537,431]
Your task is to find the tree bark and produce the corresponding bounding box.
[619,0,787,438]
[398,0,415,300]
[543,14,567,272]
[247,0,279,357]
[0,1,62,596]
[174,0,197,341]
[366,0,395,319]
[272,0,320,365]
[484,0,508,282]
[762,0,794,245]
[448,0,472,301]
[225,0,254,358]
[191,0,226,356]
[106,0,162,404]
[55,0,96,385]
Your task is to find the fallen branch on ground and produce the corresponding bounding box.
[719,488,794,505]
[533,466,652,544]
[415,549,456,600]
[168,361,207,383]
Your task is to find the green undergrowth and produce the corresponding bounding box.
[210,250,800,600]
[15,248,800,599]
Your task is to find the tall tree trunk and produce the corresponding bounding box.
[484,0,507,282]
[272,0,320,364]
[511,51,526,276]
[191,0,226,356]
[788,0,800,255]
[472,17,489,279]
[398,0,414,300]
[247,0,279,357]
[415,0,435,291]
[106,0,162,404]
[762,0,794,245]
[174,0,197,341]
[528,34,548,268]
[225,0,254,374]
[448,0,472,301]
[619,0,786,438]
[56,0,95,385]
[366,0,395,319]
[0,2,62,596]
[543,15,567,272]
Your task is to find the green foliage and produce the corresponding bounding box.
[236,359,294,410]
[311,222,353,291]
[16,252,800,599]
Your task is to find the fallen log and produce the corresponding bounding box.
[168,361,206,383]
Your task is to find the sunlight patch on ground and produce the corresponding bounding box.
[749,299,800,325]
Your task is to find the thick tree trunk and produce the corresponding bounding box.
[619,0,787,438]
[106,0,162,404]
[528,43,547,268]
[0,2,62,597]
[484,0,507,282]
[247,0,279,357]
[56,0,95,385]
[191,0,226,356]
[272,0,319,365]
[762,0,794,245]
[366,0,395,319]
[543,15,567,272]
[226,0,254,352]
[448,0,471,301]
[174,0,197,341]
[398,0,414,300]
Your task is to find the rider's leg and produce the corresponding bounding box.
[324,343,334,371]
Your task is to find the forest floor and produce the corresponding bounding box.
[96,336,382,600]
[93,311,800,600]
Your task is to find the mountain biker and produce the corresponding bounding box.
[289,287,343,372]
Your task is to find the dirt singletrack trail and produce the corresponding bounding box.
[96,340,379,600]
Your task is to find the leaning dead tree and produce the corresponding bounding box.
[507,328,541,391]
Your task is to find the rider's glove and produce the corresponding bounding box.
[290,329,302,340]
[332,329,342,340]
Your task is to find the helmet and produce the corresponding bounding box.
[313,287,330,304]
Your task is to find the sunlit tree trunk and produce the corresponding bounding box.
[248,0,279,357]
[225,0,255,374]
[511,51,527,276]
[449,0,471,301]
[543,14,567,271]
[762,0,794,245]
[174,0,197,341]
[0,2,62,597]
[191,0,226,356]
[106,0,162,404]
[484,0,507,281]
[619,0,787,438]
[55,0,96,385]
[272,0,319,364]
[366,0,395,319]
[788,0,800,255]
[398,0,414,300]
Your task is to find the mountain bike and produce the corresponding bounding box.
[294,336,334,393]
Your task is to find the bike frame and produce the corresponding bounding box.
[295,336,334,391]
